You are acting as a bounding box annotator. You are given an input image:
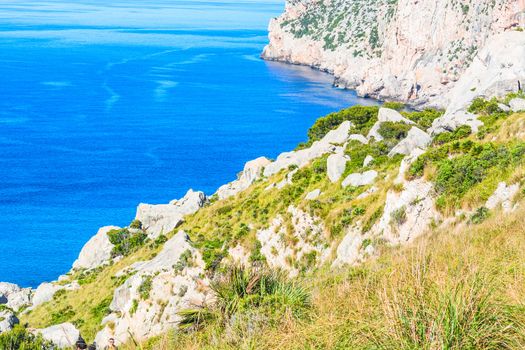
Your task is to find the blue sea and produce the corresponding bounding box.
[0,0,373,287]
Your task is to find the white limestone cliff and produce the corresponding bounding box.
[263,0,525,108]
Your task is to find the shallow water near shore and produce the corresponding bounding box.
[0,0,374,287]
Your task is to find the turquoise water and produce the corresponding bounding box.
[0,0,373,287]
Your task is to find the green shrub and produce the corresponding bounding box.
[107,228,147,257]
[179,267,310,332]
[50,306,75,324]
[90,296,112,324]
[390,206,407,226]
[468,97,502,115]
[378,122,412,141]
[402,108,443,129]
[249,241,266,264]
[433,125,472,146]
[0,325,54,349]
[139,276,153,300]
[469,207,490,224]
[383,101,405,111]
[305,106,379,145]
[129,219,142,229]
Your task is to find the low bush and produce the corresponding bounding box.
[178,267,310,332]
[306,106,379,145]
[378,121,411,141]
[107,228,147,257]
[0,325,54,350]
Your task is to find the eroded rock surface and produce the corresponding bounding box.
[72,226,120,270]
[136,189,206,238]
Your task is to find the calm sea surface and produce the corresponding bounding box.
[0,0,374,287]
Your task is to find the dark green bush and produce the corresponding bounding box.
[0,325,54,350]
[468,97,502,115]
[378,122,412,141]
[138,276,153,300]
[107,228,147,257]
[433,125,472,146]
[129,219,142,229]
[402,108,443,129]
[383,101,405,111]
[469,207,490,224]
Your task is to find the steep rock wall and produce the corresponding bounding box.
[263,0,525,108]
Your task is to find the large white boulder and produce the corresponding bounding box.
[486,182,520,212]
[332,226,364,268]
[136,189,206,238]
[363,155,374,167]
[31,283,63,308]
[36,323,80,348]
[327,151,349,183]
[72,226,120,270]
[305,189,321,200]
[95,231,210,348]
[0,310,19,333]
[263,121,351,177]
[367,108,415,141]
[0,282,32,312]
[217,157,271,199]
[430,110,483,135]
[388,127,432,157]
[342,170,378,188]
[509,98,525,112]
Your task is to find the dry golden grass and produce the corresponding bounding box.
[128,202,525,350]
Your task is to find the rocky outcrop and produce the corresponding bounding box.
[216,157,271,199]
[342,170,378,188]
[510,98,525,112]
[305,188,321,200]
[263,0,525,108]
[31,282,63,309]
[327,151,349,183]
[95,231,210,347]
[432,31,525,133]
[263,121,351,177]
[256,206,330,276]
[36,323,80,348]
[486,182,520,212]
[0,310,19,333]
[136,189,206,238]
[0,282,32,312]
[72,226,120,270]
[388,127,431,157]
[332,226,367,267]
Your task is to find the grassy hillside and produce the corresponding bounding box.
[7,94,525,349]
[129,201,525,349]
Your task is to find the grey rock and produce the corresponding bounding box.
[216,157,271,199]
[136,189,206,238]
[509,98,525,112]
[36,323,80,348]
[305,189,321,200]
[73,226,120,270]
[327,152,349,183]
[0,310,19,333]
[342,170,378,188]
[389,127,432,156]
[486,182,520,212]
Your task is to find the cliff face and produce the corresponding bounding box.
[263,0,525,108]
